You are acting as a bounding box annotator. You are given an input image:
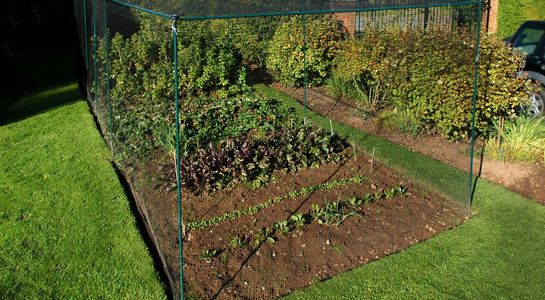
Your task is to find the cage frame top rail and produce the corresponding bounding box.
[107,0,481,21]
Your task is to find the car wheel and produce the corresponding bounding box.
[529,86,545,116]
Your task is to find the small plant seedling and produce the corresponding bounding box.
[384,188,396,198]
[347,196,362,208]
[229,235,249,249]
[200,249,219,261]
[395,186,407,196]
[325,201,342,214]
[290,213,307,229]
[363,193,374,204]
[310,203,325,220]
[314,201,359,227]
[332,244,343,254]
[254,228,276,247]
[273,220,290,234]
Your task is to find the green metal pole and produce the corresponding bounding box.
[172,16,185,300]
[467,2,483,210]
[104,0,112,146]
[92,0,98,109]
[83,0,89,71]
[302,14,308,123]
[424,7,430,30]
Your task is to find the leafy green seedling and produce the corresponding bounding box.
[347,196,363,208]
[384,188,396,198]
[315,201,359,227]
[290,213,307,229]
[200,249,219,261]
[229,235,249,249]
[254,228,276,247]
[395,186,407,196]
[310,203,325,220]
[273,220,291,234]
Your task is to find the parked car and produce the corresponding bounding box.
[509,20,545,116]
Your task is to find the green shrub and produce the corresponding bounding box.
[179,96,293,155]
[329,31,393,111]
[228,17,281,67]
[102,14,249,160]
[266,15,347,87]
[331,29,530,140]
[485,116,545,163]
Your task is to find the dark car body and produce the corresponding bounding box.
[509,20,545,116]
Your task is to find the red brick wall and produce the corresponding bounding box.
[332,1,499,35]
[487,0,499,33]
[333,12,356,36]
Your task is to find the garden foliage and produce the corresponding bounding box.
[179,121,348,191]
[179,97,291,155]
[103,14,348,191]
[266,15,348,87]
[104,15,248,159]
[228,17,281,68]
[485,116,545,163]
[100,10,536,195]
[331,29,530,140]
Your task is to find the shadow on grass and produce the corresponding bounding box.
[0,83,82,126]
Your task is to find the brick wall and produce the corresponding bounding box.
[332,1,500,34]
[333,12,356,36]
[485,0,499,33]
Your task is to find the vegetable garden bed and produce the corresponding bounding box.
[128,147,465,299]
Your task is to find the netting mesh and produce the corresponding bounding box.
[111,0,476,19]
[74,0,483,299]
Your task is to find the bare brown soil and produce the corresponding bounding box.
[273,84,545,204]
[131,152,466,299]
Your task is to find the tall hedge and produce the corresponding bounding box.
[266,15,347,87]
[331,29,529,140]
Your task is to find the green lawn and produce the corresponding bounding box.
[0,84,166,299]
[2,81,543,299]
[255,85,545,299]
[498,0,545,38]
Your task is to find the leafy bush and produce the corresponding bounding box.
[228,17,281,67]
[331,29,530,140]
[102,14,251,160]
[485,116,545,163]
[179,96,291,155]
[266,15,347,87]
[179,122,348,192]
[328,31,394,112]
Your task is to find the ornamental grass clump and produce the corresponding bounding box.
[485,116,545,163]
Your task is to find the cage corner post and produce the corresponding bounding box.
[92,0,98,110]
[82,0,89,72]
[103,0,113,153]
[302,14,308,124]
[467,0,484,211]
[171,15,185,300]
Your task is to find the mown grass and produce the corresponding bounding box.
[498,0,545,38]
[255,84,545,299]
[0,84,166,299]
